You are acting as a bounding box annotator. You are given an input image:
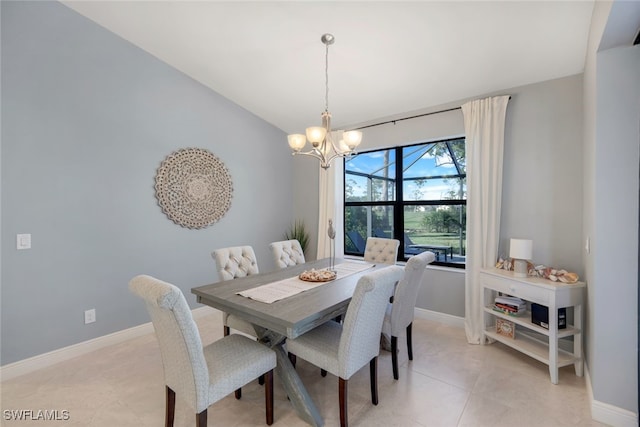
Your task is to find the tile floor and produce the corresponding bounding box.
[1,309,606,427]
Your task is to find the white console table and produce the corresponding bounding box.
[480,268,586,384]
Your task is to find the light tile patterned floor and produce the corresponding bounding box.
[1,310,606,426]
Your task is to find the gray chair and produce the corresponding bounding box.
[286,266,404,427]
[129,275,276,427]
[381,251,435,379]
[364,237,400,265]
[211,246,260,337]
[269,239,305,270]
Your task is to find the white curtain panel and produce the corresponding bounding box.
[317,160,345,260]
[462,95,510,344]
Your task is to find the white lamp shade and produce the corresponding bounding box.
[510,238,533,260]
[306,126,326,145]
[337,139,350,153]
[287,134,307,151]
[343,130,362,149]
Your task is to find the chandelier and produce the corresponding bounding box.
[287,34,363,169]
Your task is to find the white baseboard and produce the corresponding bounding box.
[4,305,638,427]
[0,306,215,382]
[585,365,639,427]
[414,307,465,329]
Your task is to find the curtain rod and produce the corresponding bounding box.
[354,96,511,131]
[354,107,461,130]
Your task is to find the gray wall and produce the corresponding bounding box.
[592,42,639,416]
[1,1,292,365]
[293,74,584,318]
[583,0,640,416]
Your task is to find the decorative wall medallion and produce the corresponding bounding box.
[155,148,233,229]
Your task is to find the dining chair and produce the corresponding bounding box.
[211,246,260,337]
[364,237,400,265]
[129,275,276,427]
[269,239,306,270]
[286,265,404,427]
[381,251,435,380]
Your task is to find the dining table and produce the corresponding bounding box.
[191,258,385,427]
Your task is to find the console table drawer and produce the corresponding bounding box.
[480,272,550,305]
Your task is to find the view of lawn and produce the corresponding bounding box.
[405,211,465,256]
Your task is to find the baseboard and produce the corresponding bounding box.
[0,306,215,382]
[586,364,639,427]
[414,307,465,329]
[7,304,637,427]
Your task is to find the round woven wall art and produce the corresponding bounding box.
[155,148,233,229]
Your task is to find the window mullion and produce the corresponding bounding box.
[394,146,404,260]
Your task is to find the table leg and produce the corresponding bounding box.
[258,329,324,427]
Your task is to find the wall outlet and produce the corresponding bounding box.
[16,234,31,250]
[84,309,96,324]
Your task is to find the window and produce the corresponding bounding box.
[344,137,466,267]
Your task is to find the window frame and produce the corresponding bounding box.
[343,137,466,268]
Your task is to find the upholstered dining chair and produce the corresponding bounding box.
[269,239,306,270]
[382,251,435,380]
[211,246,260,337]
[286,266,404,427]
[364,237,400,265]
[129,275,276,427]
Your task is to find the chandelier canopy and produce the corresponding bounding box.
[287,34,363,169]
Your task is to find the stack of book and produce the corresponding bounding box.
[493,296,527,316]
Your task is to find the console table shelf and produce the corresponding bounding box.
[480,268,586,384]
[482,306,581,339]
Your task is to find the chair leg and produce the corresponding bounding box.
[265,369,274,425]
[235,388,242,399]
[196,409,207,427]
[339,377,348,427]
[223,325,230,336]
[369,357,378,405]
[165,386,175,427]
[406,322,413,360]
[391,335,399,380]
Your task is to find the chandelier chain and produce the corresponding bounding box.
[325,42,330,113]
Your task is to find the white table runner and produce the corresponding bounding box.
[237,261,375,304]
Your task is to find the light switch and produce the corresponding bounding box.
[17,234,31,250]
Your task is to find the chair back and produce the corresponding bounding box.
[269,239,306,269]
[338,265,404,378]
[129,275,209,412]
[364,237,400,265]
[212,246,259,281]
[389,251,435,335]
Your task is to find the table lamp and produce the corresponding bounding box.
[510,238,532,277]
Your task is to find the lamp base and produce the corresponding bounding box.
[513,259,528,277]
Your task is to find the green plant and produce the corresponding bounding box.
[284,220,310,254]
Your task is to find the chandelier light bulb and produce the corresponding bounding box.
[287,134,307,152]
[343,130,363,149]
[306,127,326,146]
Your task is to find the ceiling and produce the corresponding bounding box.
[61,1,596,134]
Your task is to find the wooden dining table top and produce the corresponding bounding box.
[191,258,385,339]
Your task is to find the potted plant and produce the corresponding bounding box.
[284,220,310,255]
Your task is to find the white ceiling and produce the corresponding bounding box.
[61,1,595,134]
